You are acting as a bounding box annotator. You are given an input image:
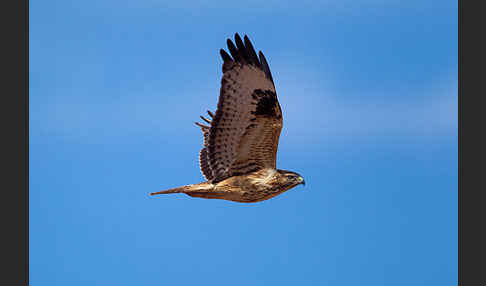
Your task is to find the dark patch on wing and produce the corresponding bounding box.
[252,89,281,119]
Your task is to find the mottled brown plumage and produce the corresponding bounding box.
[150,34,305,203]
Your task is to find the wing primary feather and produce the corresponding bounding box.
[243,35,260,67]
[227,39,241,62]
[200,115,211,124]
[258,51,274,83]
[220,49,233,62]
[234,33,250,63]
[207,110,214,118]
[195,122,209,129]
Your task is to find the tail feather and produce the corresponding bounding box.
[150,182,213,196]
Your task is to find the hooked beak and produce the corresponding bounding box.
[298,176,305,186]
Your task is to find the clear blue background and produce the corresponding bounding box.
[30,1,457,285]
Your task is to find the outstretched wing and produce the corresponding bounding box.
[196,33,283,183]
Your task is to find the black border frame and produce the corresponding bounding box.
[2,0,481,285]
[1,0,28,285]
[459,0,486,285]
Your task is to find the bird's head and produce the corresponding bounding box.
[276,169,306,190]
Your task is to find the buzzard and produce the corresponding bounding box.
[150,33,305,203]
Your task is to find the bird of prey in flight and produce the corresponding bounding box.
[150,33,305,203]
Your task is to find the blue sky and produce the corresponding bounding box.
[30,1,457,285]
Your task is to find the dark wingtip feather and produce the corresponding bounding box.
[220,49,232,62]
[234,33,242,44]
[226,39,241,62]
[234,33,250,63]
[258,51,274,83]
[220,34,274,84]
[243,35,260,67]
